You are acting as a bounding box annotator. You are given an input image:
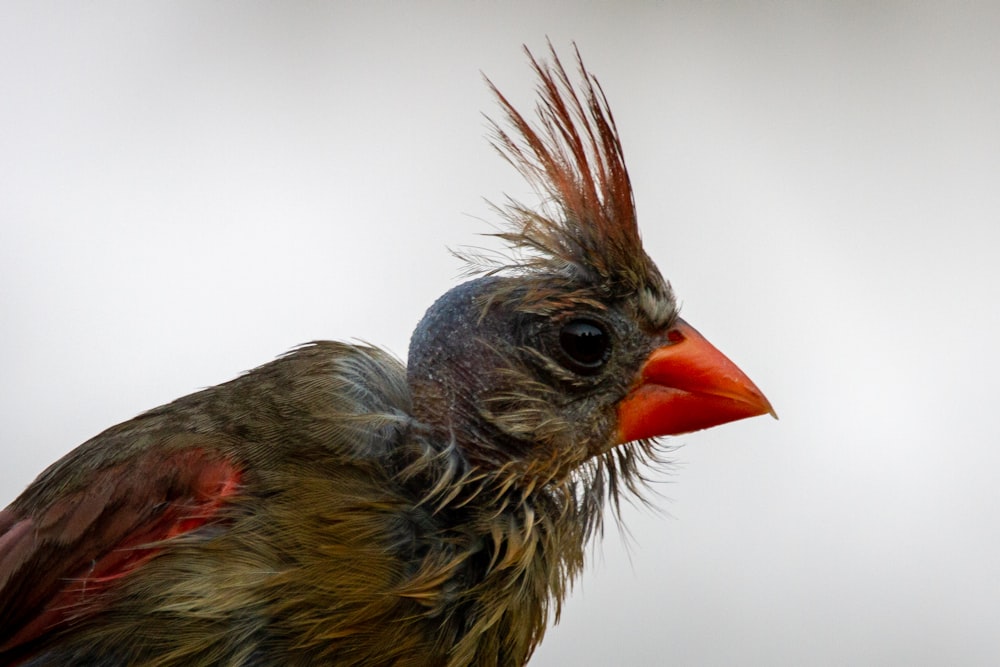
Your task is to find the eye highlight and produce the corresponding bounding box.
[558,319,611,374]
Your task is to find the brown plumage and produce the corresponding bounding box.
[0,45,773,666]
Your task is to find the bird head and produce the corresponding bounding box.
[407,45,773,491]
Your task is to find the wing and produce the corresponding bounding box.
[0,435,242,658]
[0,341,411,664]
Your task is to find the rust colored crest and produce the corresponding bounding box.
[480,43,669,310]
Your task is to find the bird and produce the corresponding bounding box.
[0,45,774,667]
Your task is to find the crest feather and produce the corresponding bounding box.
[480,43,664,299]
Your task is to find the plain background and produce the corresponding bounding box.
[2,3,998,665]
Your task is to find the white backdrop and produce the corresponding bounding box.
[2,3,998,665]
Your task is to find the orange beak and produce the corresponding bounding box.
[617,319,776,443]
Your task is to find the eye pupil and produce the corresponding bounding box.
[559,320,609,371]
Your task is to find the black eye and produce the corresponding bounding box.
[558,319,610,373]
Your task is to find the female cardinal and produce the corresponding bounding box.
[0,46,773,666]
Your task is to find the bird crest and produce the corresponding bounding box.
[467,43,672,322]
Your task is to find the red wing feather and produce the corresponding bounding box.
[0,448,242,655]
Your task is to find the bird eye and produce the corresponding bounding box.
[558,319,610,373]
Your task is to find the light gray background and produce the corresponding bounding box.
[2,3,998,665]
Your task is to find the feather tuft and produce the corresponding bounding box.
[479,42,667,305]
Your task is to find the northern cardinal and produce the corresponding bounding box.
[0,46,773,666]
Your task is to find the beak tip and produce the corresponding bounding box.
[750,391,778,421]
[755,394,778,421]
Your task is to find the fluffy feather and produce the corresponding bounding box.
[0,45,770,667]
